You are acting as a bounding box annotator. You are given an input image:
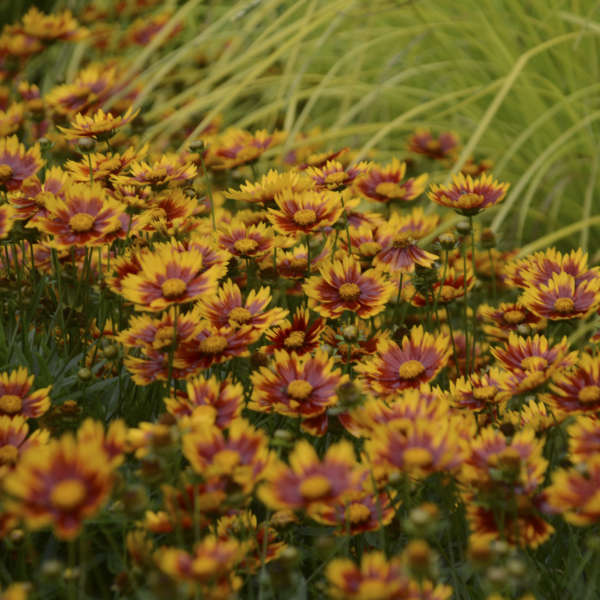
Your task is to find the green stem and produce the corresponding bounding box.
[461,231,470,376]
[198,152,216,231]
[469,215,478,374]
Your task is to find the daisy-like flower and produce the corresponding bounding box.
[305,160,369,191]
[4,429,114,540]
[491,333,576,394]
[165,375,243,428]
[545,456,600,525]
[0,367,51,419]
[134,188,199,236]
[21,7,86,41]
[0,205,15,239]
[0,136,44,191]
[542,353,600,415]
[32,182,126,249]
[111,153,197,189]
[356,326,451,396]
[520,272,600,321]
[407,265,473,307]
[58,107,138,141]
[205,128,286,170]
[157,536,245,596]
[225,169,313,205]
[65,145,147,183]
[258,439,364,515]
[354,158,428,203]
[125,11,182,46]
[428,173,509,216]
[0,415,49,479]
[218,220,275,260]
[303,256,395,320]
[274,242,329,280]
[365,416,465,480]
[118,242,226,311]
[268,188,343,237]
[249,350,348,437]
[478,301,547,340]
[502,399,555,435]
[408,129,459,160]
[566,416,600,463]
[183,419,273,494]
[196,279,287,333]
[265,307,325,355]
[447,368,511,411]
[0,104,24,138]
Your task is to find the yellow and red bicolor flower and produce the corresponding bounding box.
[354,158,428,203]
[478,301,547,340]
[218,220,276,260]
[408,128,459,160]
[225,168,313,205]
[303,256,395,320]
[111,153,197,188]
[0,415,49,479]
[428,172,509,216]
[0,367,51,419]
[264,307,325,356]
[305,159,370,191]
[356,325,450,396]
[249,349,348,437]
[447,368,511,412]
[0,136,44,191]
[58,107,138,140]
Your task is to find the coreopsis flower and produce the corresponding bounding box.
[0,136,44,191]
[218,220,276,259]
[58,107,138,141]
[258,439,364,515]
[461,156,494,177]
[356,326,451,396]
[165,375,243,427]
[65,145,147,183]
[21,7,86,41]
[32,182,126,248]
[182,418,274,493]
[520,272,600,321]
[274,242,329,280]
[4,429,114,540]
[502,399,555,434]
[225,169,313,205]
[112,153,197,188]
[0,416,49,478]
[118,242,226,311]
[322,321,386,365]
[196,279,287,333]
[0,367,51,419]
[268,188,343,237]
[76,418,127,468]
[542,353,600,415]
[264,307,325,355]
[249,350,348,436]
[406,265,474,307]
[478,301,547,340]
[491,333,576,394]
[205,128,286,170]
[428,173,509,216]
[566,416,600,463]
[0,104,24,138]
[305,159,369,191]
[365,417,465,480]
[157,536,245,596]
[303,256,394,319]
[133,188,199,236]
[354,158,428,203]
[125,11,182,46]
[408,129,459,160]
[0,205,15,239]
[546,456,600,525]
[465,495,554,548]
[447,368,511,411]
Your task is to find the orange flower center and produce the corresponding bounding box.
[472,385,496,401]
[0,394,22,414]
[293,208,317,226]
[520,356,547,371]
[161,277,187,299]
[403,447,433,469]
[578,385,600,404]
[287,379,313,400]
[456,192,484,210]
[0,445,18,465]
[199,335,228,354]
[345,502,371,524]
[553,297,575,314]
[50,478,87,511]
[299,474,331,499]
[375,181,405,199]
[503,309,525,324]
[339,282,361,301]
[425,140,441,152]
[398,360,425,379]
[228,307,252,324]
[284,331,306,349]
[0,164,13,182]
[233,238,259,255]
[358,241,382,257]
[69,212,95,233]
[493,447,521,470]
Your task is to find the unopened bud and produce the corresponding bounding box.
[78,367,92,381]
[77,137,96,153]
[480,228,496,249]
[438,232,456,250]
[455,220,472,236]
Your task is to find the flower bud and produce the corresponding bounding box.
[77,137,96,153]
